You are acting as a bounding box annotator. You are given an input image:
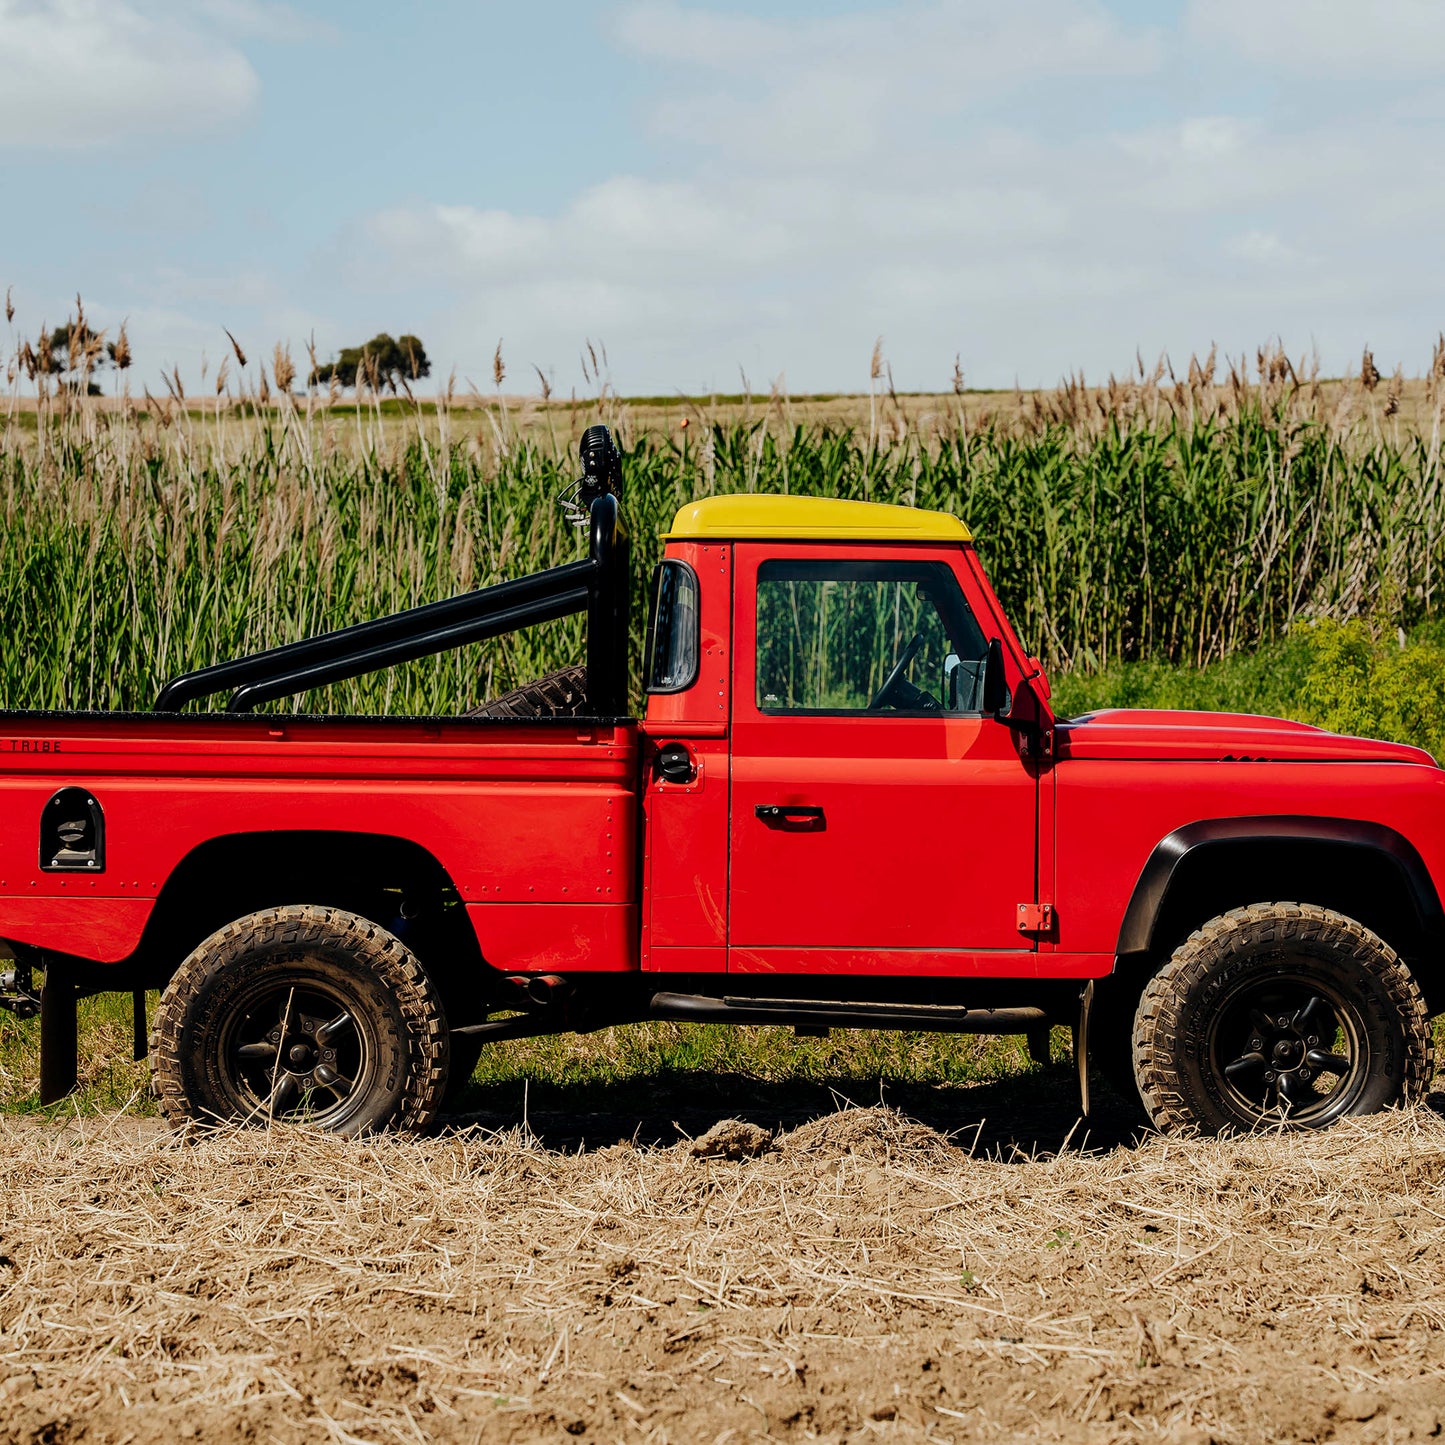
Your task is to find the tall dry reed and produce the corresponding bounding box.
[2,322,1443,714]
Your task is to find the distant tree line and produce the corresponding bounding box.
[39,321,131,395]
[310,333,431,392]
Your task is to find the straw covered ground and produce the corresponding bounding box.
[3,1101,1445,1443]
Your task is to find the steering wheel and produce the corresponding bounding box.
[869,633,927,710]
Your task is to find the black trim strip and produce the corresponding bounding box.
[0,709,633,727]
[649,990,1047,1032]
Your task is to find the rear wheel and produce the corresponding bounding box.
[150,905,449,1135]
[1134,902,1432,1135]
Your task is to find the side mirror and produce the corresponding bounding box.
[981,637,1010,716]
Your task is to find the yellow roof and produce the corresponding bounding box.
[664,494,972,543]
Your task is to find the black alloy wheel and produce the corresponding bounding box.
[1206,973,1366,1126]
[1133,902,1433,1136]
[221,979,376,1128]
[151,905,449,1135]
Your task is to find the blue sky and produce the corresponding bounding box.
[3,0,1444,395]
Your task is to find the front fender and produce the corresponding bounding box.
[1116,815,1445,956]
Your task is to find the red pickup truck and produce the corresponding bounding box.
[0,427,1438,1136]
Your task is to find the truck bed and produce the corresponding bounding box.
[0,711,641,971]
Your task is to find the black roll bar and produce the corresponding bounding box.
[154,491,631,715]
[585,492,629,716]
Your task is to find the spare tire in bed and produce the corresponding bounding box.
[466,664,587,719]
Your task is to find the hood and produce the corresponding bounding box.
[1053,708,1438,767]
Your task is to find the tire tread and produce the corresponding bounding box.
[149,904,449,1134]
[1133,902,1434,1135]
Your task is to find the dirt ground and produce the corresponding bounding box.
[2,1087,1445,1445]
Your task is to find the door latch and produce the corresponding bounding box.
[1016,902,1054,935]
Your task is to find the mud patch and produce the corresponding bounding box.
[779,1103,959,1160]
[687,1117,775,1160]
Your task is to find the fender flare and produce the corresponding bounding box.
[1115,815,1445,956]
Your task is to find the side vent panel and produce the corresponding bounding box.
[39,787,105,873]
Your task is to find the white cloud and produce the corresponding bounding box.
[616,0,1162,165]
[368,206,549,273]
[617,0,1161,87]
[365,176,795,290]
[0,0,259,147]
[19,0,1441,395]
[347,62,1445,395]
[347,153,1164,391]
[1178,117,1250,159]
[1223,230,1302,266]
[148,265,287,309]
[1186,0,1445,70]
[193,0,332,42]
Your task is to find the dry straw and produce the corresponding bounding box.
[0,1105,1443,1440]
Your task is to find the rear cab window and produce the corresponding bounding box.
[644,560,701,694]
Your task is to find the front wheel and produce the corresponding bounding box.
[1133,902,1433,1136]
[150,905,450,1135]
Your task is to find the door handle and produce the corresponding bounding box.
[755,804,826,830]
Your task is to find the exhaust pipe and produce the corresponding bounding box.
[504,973,570,1007]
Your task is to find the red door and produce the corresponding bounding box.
[727,543,1039,973]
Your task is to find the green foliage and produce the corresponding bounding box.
[44,322,109,394]
[0,989,155,1116]
[451,1020,1050,1114]
[2,388,1445,716]
[1051,634,1316,719]
[311,333,431,392]
[1300,620,1445,760]
[1051,622,1445,762]
[0,991,1048,1115]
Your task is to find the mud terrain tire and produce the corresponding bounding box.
[150,905,449,1135]
[1134,902,1432,1136]
[468,664,587,719]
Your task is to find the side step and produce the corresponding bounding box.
[649,992,1048,1034]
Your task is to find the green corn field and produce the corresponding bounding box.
[3,338,1444,716]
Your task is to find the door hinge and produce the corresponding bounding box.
[1016,902,1054,935]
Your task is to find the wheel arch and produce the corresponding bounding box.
[1115,816,1445,1006]
[126,829,490,1003]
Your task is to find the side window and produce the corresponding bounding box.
[644,561,701,693]
[755,559,989,714]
